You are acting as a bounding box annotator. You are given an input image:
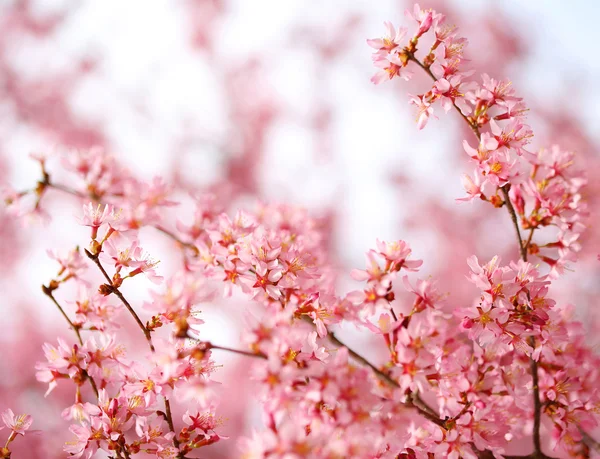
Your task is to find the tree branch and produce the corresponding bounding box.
[407,53,551,457]
[84,249,155,352]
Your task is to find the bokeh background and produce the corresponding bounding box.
[1,0,599,457]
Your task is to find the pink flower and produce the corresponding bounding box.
[103,238,163,283]
[432,75,473,115]
[375,239,423,272]
[47,247,89,284]
[350,250,388,283]
[456,172,483,202]
[64,422,104,458]
[405,4,435,38]
[80,203,119,239]
[1,409,33,436]
[402,276,445,310]
[366,21,407,53]
[489,118,533,156]
[371,54,412,85]
[409,94,436,129]
[252,262,283,299]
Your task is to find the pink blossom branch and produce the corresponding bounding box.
[163,399,180,452]
[36,175,194,452]
[328,331,444,421]
[42,179,199,255]
[41,285,100,398]
[84,249,155,352]
[80,248,192,456]
[407,52,550,458]
[408,54,481,138]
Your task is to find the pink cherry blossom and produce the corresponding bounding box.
[1,409,33,436]
[366,21,407,53]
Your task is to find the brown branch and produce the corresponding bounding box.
[208,343,267,359]
[154,225,199,254]
[327,331,446,427]
[46,182,86,199]
[42,285,84,345]
[529,336,542,456]
[163,398,181,451]
[501,186,528,261]
[84,249,155,352]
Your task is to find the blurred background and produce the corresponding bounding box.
[1,0,599,456]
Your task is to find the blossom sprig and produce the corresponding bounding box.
[347,239,423,317]
[368,5,587,279]
[369,4,597,457]
[0,409,33,459]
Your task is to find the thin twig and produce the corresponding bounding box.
[529,337,542,456]
[154,225,199,254]
[42,285,83,345]
[524,228,535,254]
[84,249,155,352]
[501,186,528,261]
[209,343,267,359]
[164,398,180,450]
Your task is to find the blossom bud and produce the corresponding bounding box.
[415,11,433,38]
[98,283,113,296]
[112,273,123,288]
[89,239,102,256]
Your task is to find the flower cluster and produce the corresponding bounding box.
[0,4,598,459]
[368,4,587,278]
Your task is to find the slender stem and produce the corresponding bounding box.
[163,398,180,450]
[529,337,542,456]
[42,285,83,345]
[47,182,86,199]
[209,343,267,359]
[524,228,535,254]
[501,186,528,261]
[154,225,199,253]
[84,249,155,352]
